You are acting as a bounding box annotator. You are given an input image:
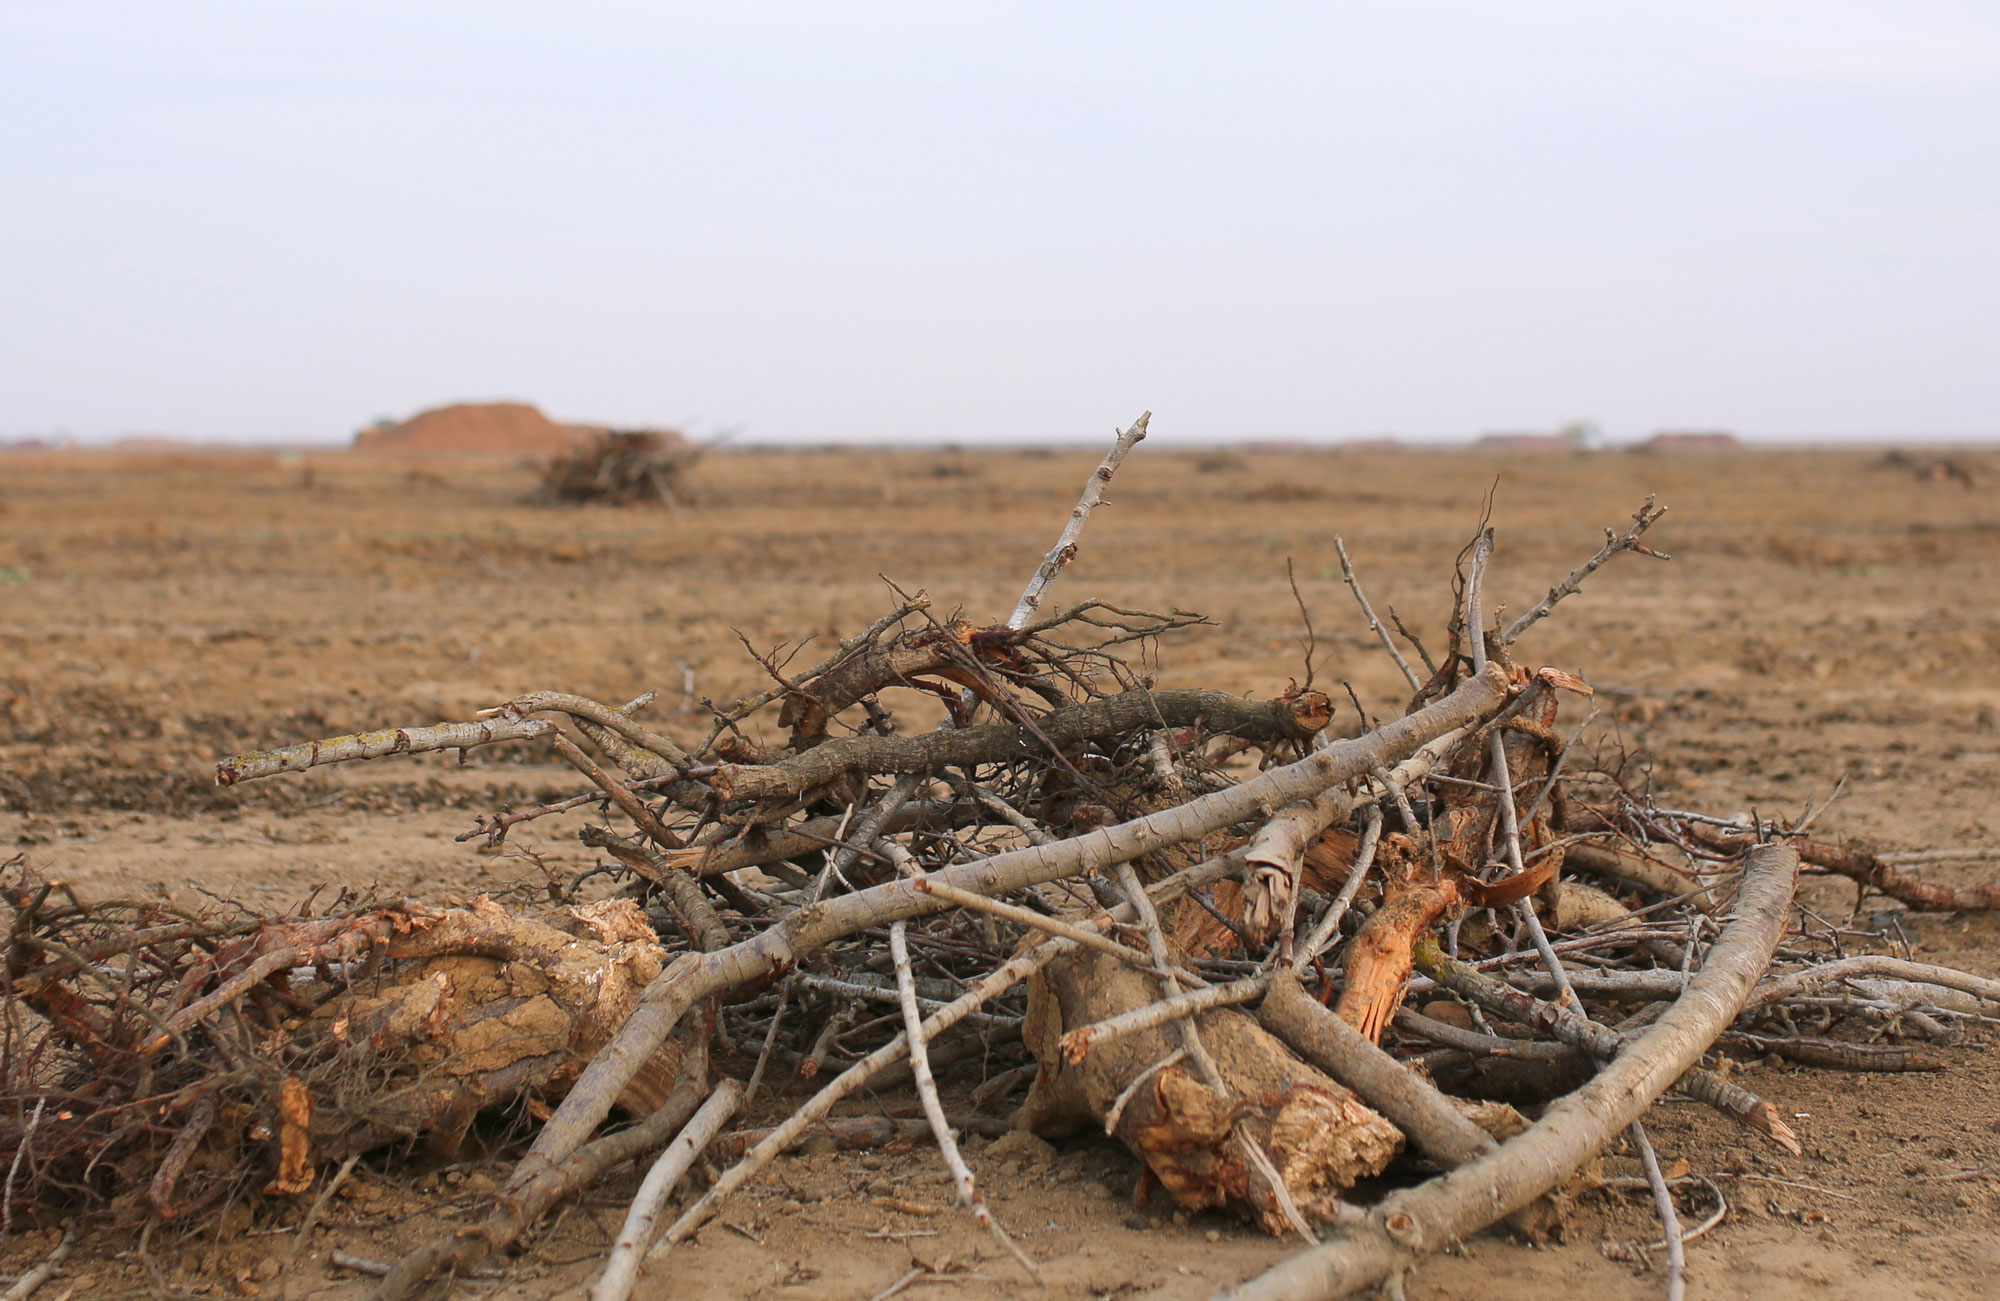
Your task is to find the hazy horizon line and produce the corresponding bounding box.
[7,428,1996,451]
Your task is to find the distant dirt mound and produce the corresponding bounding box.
[355,402,587,456]
[1632,431,1742,454]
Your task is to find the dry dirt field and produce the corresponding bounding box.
[2,443,1998,1300]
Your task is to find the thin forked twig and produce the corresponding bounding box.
[1628,1119,1687,1301]
[1335,535,1422,693]
[888,923,1039,1283]
[1114,860,1225,1091]
[1007,412,1150,630]
[1464,531,1574,1005]
[592,1079,745,1301]
[1059,977,1269,1063]
[1499,496,1669,647]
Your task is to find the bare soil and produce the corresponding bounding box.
[2,444,1997,1300]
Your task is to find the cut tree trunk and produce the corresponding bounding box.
[1018,947,1403,1234]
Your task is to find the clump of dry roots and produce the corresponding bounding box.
[5,411,2000,1301]
[528,428,704,509]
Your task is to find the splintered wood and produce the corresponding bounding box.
[6,426,1999,1301]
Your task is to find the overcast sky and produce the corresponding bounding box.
[3,2,1997,444]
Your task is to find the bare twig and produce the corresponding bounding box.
[1465,537,1575,1006]
[2,1098,45,1243]
[1260,971,1497,1171]
[592,1078,745,1301]
[659,939,1065,1256]
[889,923,1039,1283]
[1628,1119,1687,1301]
[1103,1048,1186,1134]
[1499,496,1669,647]
[1417,939,1800,1153]
[1059,976,1268,1063]
[1744,955,2000,1014]
[552,733,684,851]
[1335,535,1421,692]
[1115,859,1225,1090]
[1007,412,1150,630]
[911,875,1188,979]
[0,1231,71,1301]
[216,714,552,785]
[283,1154,360,1271]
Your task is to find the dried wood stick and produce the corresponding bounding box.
[911,875,1184,979]
[283,1154,360,1271]
[146,1092,219,1217]
[499,690,693,770]
[707,1114,1011,1164]
[661,801,964,876]
[716,594,931,727]
[1743,955,2000,1014]
[889,923,1039,1282]
[1565,844,1717,912]
[150,946,300,1046]
[1481,967,1694,999]
[1059,976,1270,1063]
[657,939,1065,1256]
[215,715,552,785]
[1334,535,1421,693]
[1238,1127,1321,1244]
[552,734,685,852]
[509,668,1507,1191]
[592,1078,745,1301]
[1242,730,1418,954]
[1221,842,1797,1300]
[710,687,1331,802]
[788,971,1018,1029]
[1299,806,1382,964]
[955,782,1055,846]
[1095,1048,1180,1134]
[1243,743,1372,960]
[1521,706,1594,826]
[745,981,790,1102]
[660,854,1256,1276]
[577,826,729,952]
[1628,1119,1687,1301]
[1842,976,2000,1019]
[1686,825,2000,911]
[3,1098,44,1243]
[1415,941,1800,1153]
[1007,411,1149,630]
[333,1252,504,1281]
[1499,496,1669,647]
[1720,1031,1941,1072]
[1115,858,1225,1089]
[1391,1009,1578,1060]
[1370,765,1423,834]
[568,718,708,810]
[809,774,921,900]
[1148,727,1189,796]
[1,1230,72,1301]
[1464,540,1575,1007]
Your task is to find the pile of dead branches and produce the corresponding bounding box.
[529,428,702,508]
[6,410,1999,1301]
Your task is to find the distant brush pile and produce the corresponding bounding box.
[530,429,703,509]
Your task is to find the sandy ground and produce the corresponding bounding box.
[2,443,1997,1300]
